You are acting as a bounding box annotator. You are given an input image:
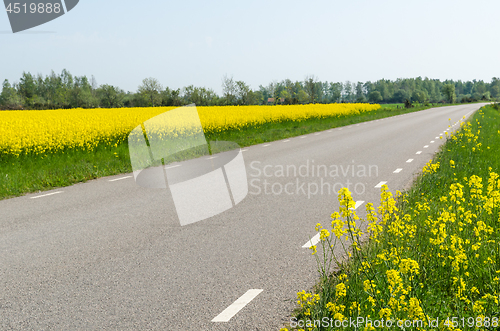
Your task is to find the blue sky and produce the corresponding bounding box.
[1,0,499,93]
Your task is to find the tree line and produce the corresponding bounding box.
[1,70,499,110]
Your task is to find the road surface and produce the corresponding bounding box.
[0,103,486,330]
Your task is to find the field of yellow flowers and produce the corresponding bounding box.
[0,103,379,157]
[285,105,500,330]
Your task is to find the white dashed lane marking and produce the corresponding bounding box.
[393,168,403,173]
[109,176,133,182]
[424,145,429,148]
[406,159,413,163]
[212,289,264,322]
[416,151,422,155]
[31,191,63,199]
[375,181,387,188]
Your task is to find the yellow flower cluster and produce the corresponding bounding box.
[296,290,320,317]
[0,103,380,157]
[422,159,440,175]
[288,109,500,330]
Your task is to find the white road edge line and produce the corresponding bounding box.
[207,156,218,160]
[211,289,264,322]
[241,149,249,152]
[375,181,387,188]
[393,168,403,173]
[31,191,63,199]
[283,140,290,143]
[165,164,181,169]
[302,201,364,248]
[109,176,133,182]
[406,159,413,163]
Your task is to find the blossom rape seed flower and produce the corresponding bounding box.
[336,283,347,297]
[0,104,380,157]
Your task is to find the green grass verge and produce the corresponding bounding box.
[283,105,500,330]
[0,103,459,200]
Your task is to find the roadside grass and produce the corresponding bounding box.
[0,103,457,200]
[0,143,131,198]
[282,105,500,330]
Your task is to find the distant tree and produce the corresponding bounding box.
[249,90,263,105]
[222,74,237,105]
[70,76,98,108]
[392,89,411,103]
[182,85,218,106]
[430,84,442,103]
[161,87,183,107]
[441,84,456,103]
[97,84,124,108]
[0,79,22,109]
[463,81,473,95]
[343,81,353,102]
[61,69,74,89]
[490,77,500,99]
[368,90,383,103]
[235,80,252,105]
[472,92,482,101]
[363,81,374,95]
[297,89,309,104]
[267,81,278,100]
[138,77,162,107]
[91,75,98,96]
[280,90,291,104]
[491,86,500,99]
[355,82,366,103]
[328,82,342,103]
[18,71,36,108]
[304,75,318,103]
[374,79,391,101]
[411,89,429,103]
[482,91,491,100]
[474,80,487,95]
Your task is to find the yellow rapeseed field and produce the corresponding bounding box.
[0,103,379,157]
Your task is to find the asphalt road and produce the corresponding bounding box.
[0,103,487,330]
